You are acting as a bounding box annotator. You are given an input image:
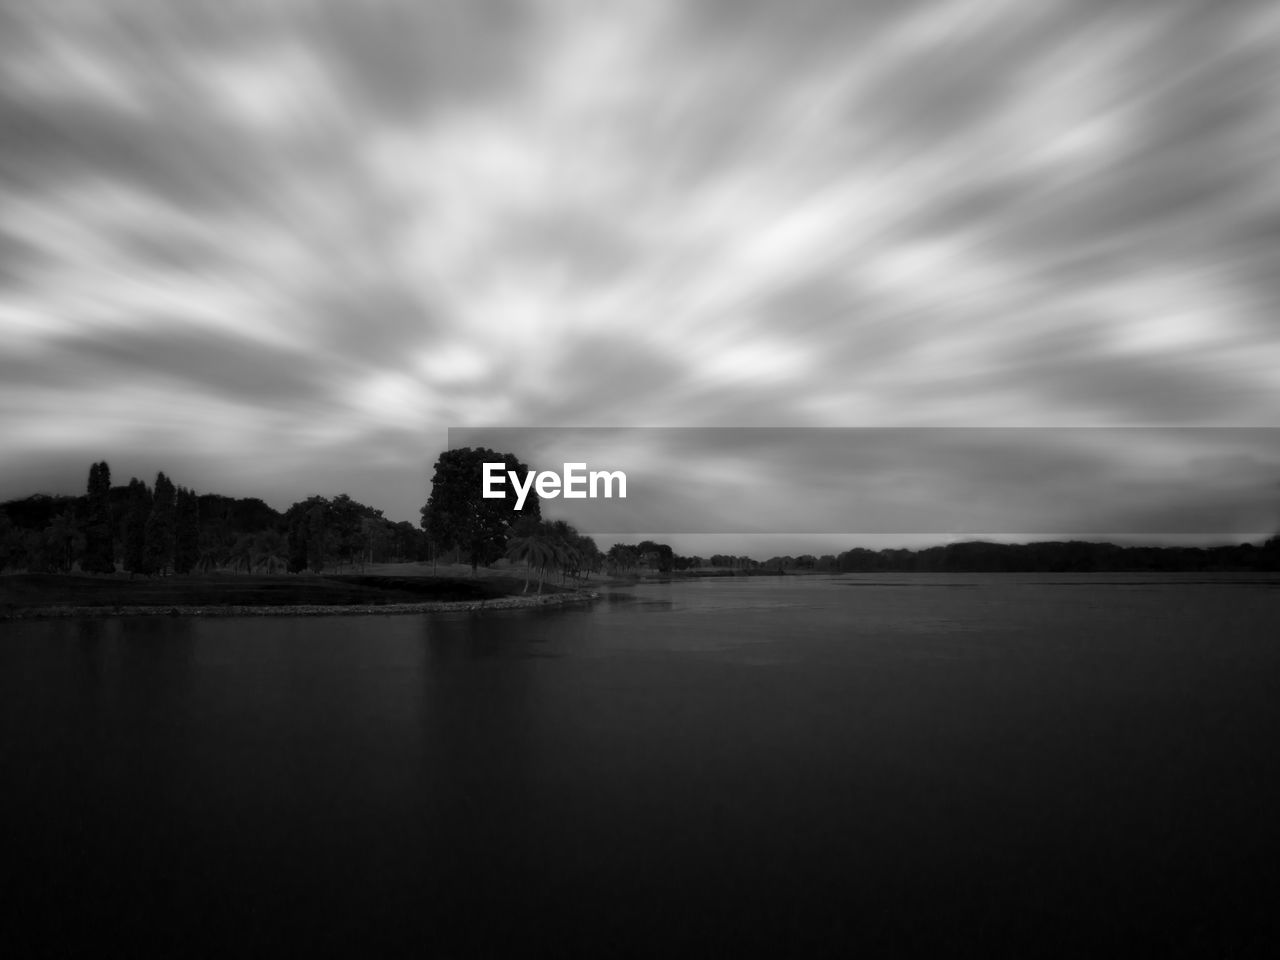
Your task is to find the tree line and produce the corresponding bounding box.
[598,537,1280,575]
[817,538,1280,573]
[5,453,1277,576]
[417,448,1275,577]
[0,461,430,575]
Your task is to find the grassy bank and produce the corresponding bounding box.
[0,570,589,619]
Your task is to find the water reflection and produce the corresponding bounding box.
[425,612,508,662]
[2,578,1278,955]
[76,618,106,681]
[424,607,589,662]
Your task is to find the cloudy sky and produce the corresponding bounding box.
[2,0,1279,542]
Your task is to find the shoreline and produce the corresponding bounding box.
[0,589,600,621]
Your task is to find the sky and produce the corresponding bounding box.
[2,0,1279,549]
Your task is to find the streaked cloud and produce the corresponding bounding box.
[2,0,1278,532]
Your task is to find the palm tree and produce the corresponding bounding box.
[506,531,560,594]
[251,530,288,575]
[45,511,83,573]
[540,520,575,584]
[229,532,255,574]
[569,533,602,582]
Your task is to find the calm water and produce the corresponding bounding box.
[3,575,1278,956]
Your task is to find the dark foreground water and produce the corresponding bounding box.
[3,574,1278,956]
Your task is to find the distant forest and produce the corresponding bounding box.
[0,461,429,576]
[752,537,1280,574]
[617,539,1280,574]
[1,461,1277,575]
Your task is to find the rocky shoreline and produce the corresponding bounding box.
[1,589,600,620]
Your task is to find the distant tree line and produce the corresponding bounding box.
[764,538,1280,573]
[416,448,1280,579]
[0,461,430,575]
[605,541,708,574]
[597,537,1280,575]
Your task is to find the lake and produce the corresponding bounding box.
[3,574,1278,956]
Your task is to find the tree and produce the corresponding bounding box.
[173,486,200,574]
[144,472,176,575]
[503,517,597,592]
[606,543,639,576]
[328,494,382,572]
[570,533,603,580]
[81,461,115,573]
[45,510,84,573]
[1262,534,1280,571]
[419,503,437,572]
[422,447,540,575]
[392,520,427,563]
[251,529,288,574]
[307,499,328,572]
[543,519,599,583]
[284,495,330,573]
[505,521,561,594]
[361,516,388,568]
[21,528,53,573]
[227,531,254,573]
[1,494,79,534]
[122,478,152,576]
[635,540,674,573]
[0,511,16,572]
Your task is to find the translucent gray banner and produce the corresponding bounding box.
[446,428,1280,535]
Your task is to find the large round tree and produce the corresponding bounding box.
[421,447,540,575]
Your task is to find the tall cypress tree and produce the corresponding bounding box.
[81,461,115,573]
[122,478,152,576]
[173,486,200,575]
[144,472,176,576]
